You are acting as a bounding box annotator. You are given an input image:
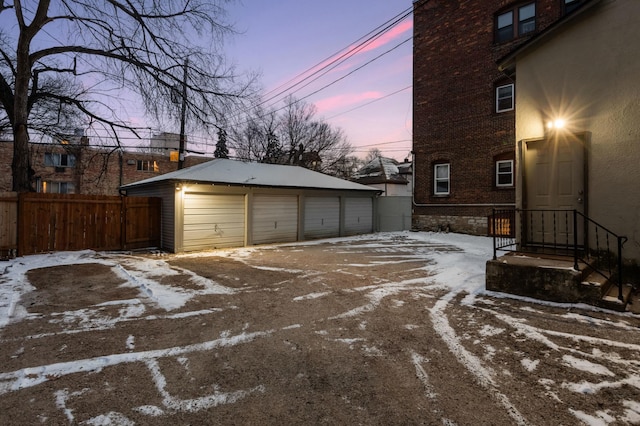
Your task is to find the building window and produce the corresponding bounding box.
[44,153,76,168]
[41,181,75,194]
[137,160,159,172]
[496,160,514,187]
[563,0,584,15]
[434,163,450,195]
[496,84,514,113]
[495,2,536,43]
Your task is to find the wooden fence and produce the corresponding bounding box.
[0,192,161,258]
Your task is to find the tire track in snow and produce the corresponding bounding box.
[429,279,529,426]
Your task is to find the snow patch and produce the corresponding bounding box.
[562,355,615,377]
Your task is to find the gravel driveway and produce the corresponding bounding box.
[1,232,639,425]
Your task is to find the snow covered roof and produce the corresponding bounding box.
[354,157,411,185]
[121,158,379,192]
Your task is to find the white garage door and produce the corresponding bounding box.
[304,197,340,239]
[252,195,298,245]
[183,193,245,251]
[344,197,373,235]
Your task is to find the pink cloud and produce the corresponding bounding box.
[269,18,413,96]
[353,20,413,55]
[315,91,383,114]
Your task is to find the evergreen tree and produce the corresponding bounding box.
[214,128,229,159]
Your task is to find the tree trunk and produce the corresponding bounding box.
[12,8,41,192]
[12,124,33,192]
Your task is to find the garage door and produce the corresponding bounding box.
[252,195,298,245]
[183,193,245,251]
[304,197,340,239]
[344,197,373,235]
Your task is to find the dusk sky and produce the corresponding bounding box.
[0,1,414,161]
[223,0,414,160]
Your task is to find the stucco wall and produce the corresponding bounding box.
[514,0,640,262]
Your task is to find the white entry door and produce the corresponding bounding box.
[524,137,585,245]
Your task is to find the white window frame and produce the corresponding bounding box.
[434,163,450,195]
[496,160,514,187]
[496,84,514,113]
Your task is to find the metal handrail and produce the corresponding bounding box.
[491,209,627,300]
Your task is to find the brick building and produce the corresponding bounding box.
[0,135,212,195]
[412,0,587,234]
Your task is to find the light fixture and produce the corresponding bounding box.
[546,119,566,130]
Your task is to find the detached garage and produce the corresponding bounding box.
[121,159,380,253]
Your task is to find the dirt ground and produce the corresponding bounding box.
[1,233,639,425]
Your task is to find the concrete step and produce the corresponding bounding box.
[598,281,633,312]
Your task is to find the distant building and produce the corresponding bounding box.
[354,156,412,232]
[354,156,412,197]
[149,132,183,157]
[0,136,211,195]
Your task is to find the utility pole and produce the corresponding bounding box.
[178,58,189,169]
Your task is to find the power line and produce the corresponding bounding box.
[226,6,414,124]
[257,5,414,107]
[324,85,412,120]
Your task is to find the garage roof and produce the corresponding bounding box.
[121,158,379,192]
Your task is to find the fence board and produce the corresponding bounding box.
[0,193,161,256]
[0,192,18,258]
[123,196,161,249]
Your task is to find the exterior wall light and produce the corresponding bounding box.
[546,119,566,130]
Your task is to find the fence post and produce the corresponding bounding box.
[120,196,127,250]
[17,192,24,257]
[492,209,497,260]
[573,210,578,270]
[617,236,623,301]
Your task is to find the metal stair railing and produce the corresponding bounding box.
[491,209,628,301]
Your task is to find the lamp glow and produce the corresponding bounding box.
[547,119,566,130]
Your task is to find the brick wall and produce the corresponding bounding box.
[0,140,212,195]
[412,0,565,234]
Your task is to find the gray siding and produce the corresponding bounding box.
[124,183,176,252]
[376,196,412,232]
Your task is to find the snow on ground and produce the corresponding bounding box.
[1,231,639,425]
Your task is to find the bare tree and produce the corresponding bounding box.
[0,0,254,192]
[231,106,281,163]
[364,148,383,164]
[231,96,354,175]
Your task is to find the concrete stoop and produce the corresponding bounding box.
[486,253,632,312]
